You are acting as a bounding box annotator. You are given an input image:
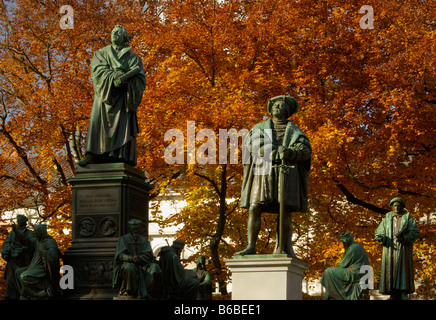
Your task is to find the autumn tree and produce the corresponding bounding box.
[0,0,142,296]
[138,0,435,297]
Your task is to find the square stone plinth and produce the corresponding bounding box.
[225,254,309,300]
[63,163,152,299]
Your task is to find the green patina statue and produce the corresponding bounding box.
[16,224,62,299]
[321,231,370,300]
[237,95,311,256]
[1,215,34,299]
[112,219,161,299]
[77,25,146,167]
[193,255,213,300]
[158,240,199,300]
[375,197,420,300]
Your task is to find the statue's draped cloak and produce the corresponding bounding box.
[375,211,419,294]
[1,228,34,299]
[18,235,61,298]
[240,119,311,212]
[158,246,199,299]
[321,241,370,300]
[86,45,145,164]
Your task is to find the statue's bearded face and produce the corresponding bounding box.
[130,226,141,240]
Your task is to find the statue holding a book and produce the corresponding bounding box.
[77,25,146,167]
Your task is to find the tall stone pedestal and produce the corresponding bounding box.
[225,254,309,300]
[63,163,152,299]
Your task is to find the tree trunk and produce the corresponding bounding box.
[209,165,228,295]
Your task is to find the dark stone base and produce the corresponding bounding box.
[63,163,152,299]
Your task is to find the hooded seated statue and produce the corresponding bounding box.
[158,240,199,300]
[16,224,62,299]
[321,232,370,300]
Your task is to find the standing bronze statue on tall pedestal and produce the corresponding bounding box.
[77,24,146,167]
[237,95,311,256]
[64,26,151,299]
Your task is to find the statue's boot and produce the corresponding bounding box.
[273,246,296,257]
[76,154,94,167]
[235,247,256,255]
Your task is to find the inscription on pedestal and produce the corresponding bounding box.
[77,188,120,214]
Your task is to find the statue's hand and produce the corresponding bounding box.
[113,70,125,79]
[271,148,278,162]
[114,78,122,87]
[132,256,141,264]
[278,146,290,160]
[120,254,133,262]
[375,235,384,244]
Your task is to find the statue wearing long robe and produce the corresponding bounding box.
[375,209,419,297]
[84,42,145,166]
[193,256,213,300]
[158,245,199,300]
[16,225,62,299]
[112,232,161,299]
[321,232,370,300]
[1,219,34,299]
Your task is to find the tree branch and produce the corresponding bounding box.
[193,171,221,198]
[333,178,389,215]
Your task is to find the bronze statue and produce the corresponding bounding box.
[158,240,199,299]
[1,215,34,299]
[112,219,161,299]
[237,95,311,256]
[16,224,62,299]
[321,232,370,300]
[77,25,146,167]
[375,197,420,300]
[193,256,213,300]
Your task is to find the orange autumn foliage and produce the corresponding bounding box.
[0,0,435,298]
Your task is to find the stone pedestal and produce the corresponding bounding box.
[225,254,309,300]
[63,163,152,299]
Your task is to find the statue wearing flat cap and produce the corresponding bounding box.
[113,219,161,299]
[237,95,311,256]
[375,197,420,299]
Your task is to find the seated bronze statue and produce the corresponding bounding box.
[321,231,371,300]
[112,219,161,299]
